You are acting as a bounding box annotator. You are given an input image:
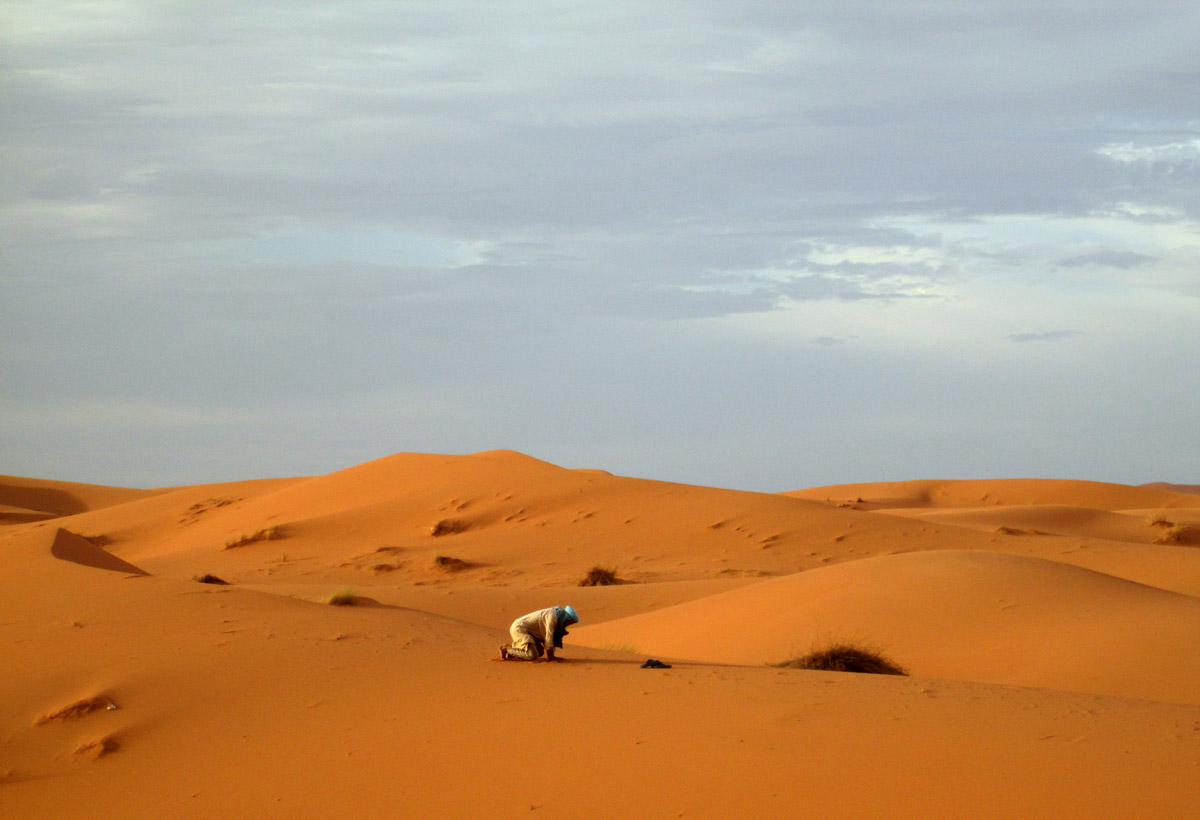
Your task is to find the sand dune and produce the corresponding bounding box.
[874,503,1168,542]
[1142,481,1200,496]
[0,475,162,519]
[0,503,58,524]
[2,452,1198,819]
[571,549,1200,702]
[787,477,1200,510]
[49,450,1010,587]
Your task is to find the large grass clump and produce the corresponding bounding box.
[323,588,357,606]
[1158,525,1186,544]
[224,526,281,549]
[579,565,619,586]
[776,643,908,676]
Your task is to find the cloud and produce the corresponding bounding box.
[1005,330,1082,344]
[1098,138,1200,167]
[2,2,1199,490]
[1058,250,1157,269]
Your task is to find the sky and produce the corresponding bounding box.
[2,1,1198,492]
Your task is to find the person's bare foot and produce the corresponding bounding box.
[499,644,510,661]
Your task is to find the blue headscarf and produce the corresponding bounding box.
[561,605,579,624]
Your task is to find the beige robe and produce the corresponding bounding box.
[507,607,562,660]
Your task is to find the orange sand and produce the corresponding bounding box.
[3,452,1199,818]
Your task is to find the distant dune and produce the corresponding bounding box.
[786,477,1200,510]
[0,474,163,520]
[1141,481,1200,496]
[2,451,1198,819]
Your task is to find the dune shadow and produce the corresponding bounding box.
[50,528,149,575]
[554,656,719,668]
[327,595,401,609]
[0,483,90,517]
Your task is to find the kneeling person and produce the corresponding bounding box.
[500,605,579,661]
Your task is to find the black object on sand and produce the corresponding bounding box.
[640,659,671,669]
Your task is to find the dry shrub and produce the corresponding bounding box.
[776,643,908,676]
[1158,525,1186,544]
[324,588,356,606]
[224,526,280,549]
[192,574,229,585]
[579,565,619,586]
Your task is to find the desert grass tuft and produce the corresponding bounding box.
[1157,525,1186,544]
[579,565,619,586]
[775,642,908,676]
[1147,514,1172,527]
[224,526,281,549]
[192,574,229,585]
[323,588,357,606]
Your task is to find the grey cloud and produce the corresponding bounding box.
[1059,251,1157,269]
[777,274,932,302]
[1006,330,1082,344]
[7,1,1199,243]
[3,2,1199,490]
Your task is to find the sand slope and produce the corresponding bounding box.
[873,504,1167,542]
[571,549,1200,702]
[3,452,1199,819]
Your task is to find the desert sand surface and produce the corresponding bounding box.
[3,451,1199,819]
